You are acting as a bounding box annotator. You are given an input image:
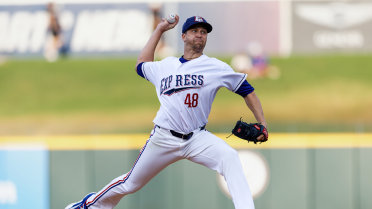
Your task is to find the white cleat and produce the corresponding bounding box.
[65,192,96,209]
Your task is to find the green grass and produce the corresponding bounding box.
[0,55,371,134]
[0,58,156,115]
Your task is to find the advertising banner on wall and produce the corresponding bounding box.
[292,1,372,54]
[0,3,153,57]
[0,149,49,209]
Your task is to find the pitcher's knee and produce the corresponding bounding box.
[224,148,240,164]
[124,182,143,194]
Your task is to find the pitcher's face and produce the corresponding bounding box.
[182,26,208,53]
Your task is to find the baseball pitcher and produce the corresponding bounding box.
[66,15,268,209]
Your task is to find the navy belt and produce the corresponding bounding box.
[169,125,206,140]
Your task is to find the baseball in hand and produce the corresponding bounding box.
[166,14,176,24]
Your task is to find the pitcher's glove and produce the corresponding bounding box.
[231,120,268,144]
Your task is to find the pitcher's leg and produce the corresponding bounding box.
[186,131,255,209]
[85,137,181,209]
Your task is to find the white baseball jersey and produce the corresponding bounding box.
[138,54,247,133]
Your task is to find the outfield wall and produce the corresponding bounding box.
[1,0,372,57]
[1,133,372,209]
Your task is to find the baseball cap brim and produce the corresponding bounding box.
[184,22,212,33]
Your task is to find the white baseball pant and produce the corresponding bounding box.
[84,125,255,209]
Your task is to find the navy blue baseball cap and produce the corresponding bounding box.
[182,16,213,33]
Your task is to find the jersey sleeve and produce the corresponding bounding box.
[136,62,145,78]
[235,80,255,97]
[137,61,161,85]
[219,63,249,93]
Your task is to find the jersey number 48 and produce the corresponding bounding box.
[184,93,199,108]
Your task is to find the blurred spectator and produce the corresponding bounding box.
[0,55,7,66]
[44,2,63,62]
[231,42,280,80]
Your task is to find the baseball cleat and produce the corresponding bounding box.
[65,192,95,209]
